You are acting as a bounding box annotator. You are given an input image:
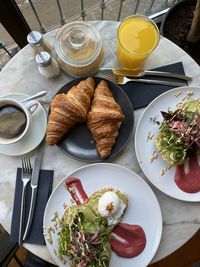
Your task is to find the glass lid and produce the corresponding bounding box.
[55,21,102,66]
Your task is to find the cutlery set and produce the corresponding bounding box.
[101,75,188,87]
[19,144,44,245]
[99,68,192,86]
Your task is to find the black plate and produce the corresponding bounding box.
[53,77,134,162]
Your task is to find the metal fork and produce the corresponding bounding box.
[100,74,186,87]
[19,157,32,246]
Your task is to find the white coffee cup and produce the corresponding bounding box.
[0,98,39,145]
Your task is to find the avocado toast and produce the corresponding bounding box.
[58,187,128,267]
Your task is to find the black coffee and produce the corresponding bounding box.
[0,105,27,140]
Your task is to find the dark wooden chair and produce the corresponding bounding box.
[0,228,23,267]
[0,225,57,267]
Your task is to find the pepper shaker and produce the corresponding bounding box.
[36,51,60,79]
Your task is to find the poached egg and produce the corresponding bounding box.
[98,191,126,225]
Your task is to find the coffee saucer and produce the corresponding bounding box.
[0,93,47,156]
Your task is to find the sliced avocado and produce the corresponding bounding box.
[63,205,97,226]
[181,99,200,115]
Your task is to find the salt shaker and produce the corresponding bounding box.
[27,31,52,55]
[36,51,60,79]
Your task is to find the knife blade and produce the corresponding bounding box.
[23,144,44,241]
[100,68,192,81]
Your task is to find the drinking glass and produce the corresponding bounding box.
[116,14,160,70]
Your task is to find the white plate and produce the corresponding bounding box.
[0,93,47,156]
[43,163,162,267]
[135,86,200,202]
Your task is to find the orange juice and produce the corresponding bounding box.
[116,15,159,70]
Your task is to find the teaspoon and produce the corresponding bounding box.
[21,91,47,103]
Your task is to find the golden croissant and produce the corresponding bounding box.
[87,80,125,159]
[46,77,95,145]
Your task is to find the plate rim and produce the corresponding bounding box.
[43,162,163,267]
[51,76,134,163]
[135,85,200,202]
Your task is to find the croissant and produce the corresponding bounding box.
[87,80,125,159]
[46,77,95,145]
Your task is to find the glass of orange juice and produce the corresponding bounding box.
[116,15,160,70]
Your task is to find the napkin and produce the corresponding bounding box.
[121,62,188,109]
[10,168,54,245]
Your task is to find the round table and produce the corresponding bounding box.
[0,21,200,265]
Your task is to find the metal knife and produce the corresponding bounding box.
[100,68,192,81]
[23,144,44,241]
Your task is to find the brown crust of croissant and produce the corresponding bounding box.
[46,77,95,145]
[87,80,125,159]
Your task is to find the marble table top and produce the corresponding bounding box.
[0,21,200,266]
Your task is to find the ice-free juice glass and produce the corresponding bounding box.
[116,15,160,70]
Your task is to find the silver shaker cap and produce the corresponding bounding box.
[36,51,51,66]
[27,31,42,45]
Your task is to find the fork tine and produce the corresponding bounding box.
[22,157,31,173]
[23,157,28,172]
[22,157,25,172]
[98,73,116,83]
[27,158,32,173]
[115,75,124,84]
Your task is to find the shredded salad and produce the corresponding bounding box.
[58,205,112,267]
[155,99,200,166]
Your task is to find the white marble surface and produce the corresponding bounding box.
[0,21,200,265]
